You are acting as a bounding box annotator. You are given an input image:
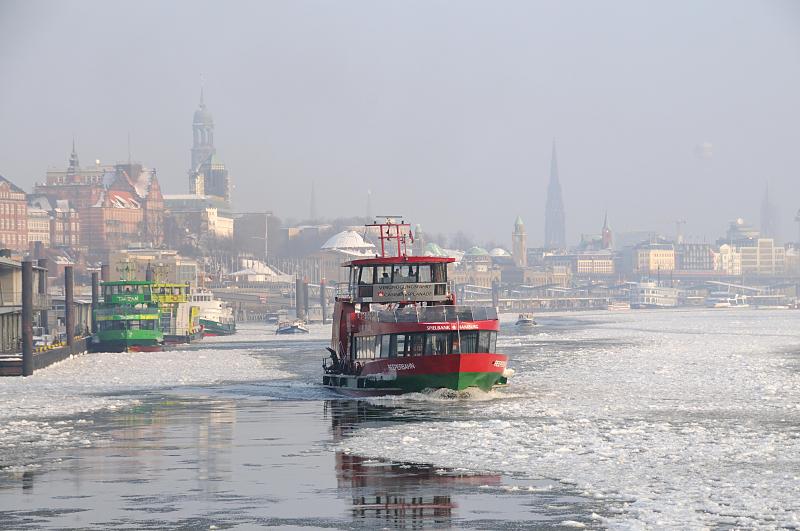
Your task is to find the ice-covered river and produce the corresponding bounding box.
[1,309,798,529]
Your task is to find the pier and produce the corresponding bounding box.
[0,260,90,376]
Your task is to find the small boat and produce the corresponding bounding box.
[607,301,631,311]
[705,292,748,308]
[276,320,309,335]
[515,313,536,326]
[191,287,236,336]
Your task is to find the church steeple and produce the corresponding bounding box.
[189,85,231,206]
[601,211,612,249]
[67,138,80,177]
[544,139,566,249]
[191,87,215,172]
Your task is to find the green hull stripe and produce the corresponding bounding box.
[325,371,504,393]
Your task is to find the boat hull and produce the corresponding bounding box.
[276,326,309,335]
[92,337,163,353]
[200,318,236,337]
[323,353,508,395]
[164,328,204,345]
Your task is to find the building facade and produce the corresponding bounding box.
[634,242,675,273]
[675,243,714,271]
[740,239,785,275]
[0,175,28,251]
[715,244,742,276]
[27,207,51,246]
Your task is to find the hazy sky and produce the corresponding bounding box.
[1,0,799,247]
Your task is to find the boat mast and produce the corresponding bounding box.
[367,216,413,258]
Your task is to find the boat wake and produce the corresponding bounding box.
[367,386,525,403]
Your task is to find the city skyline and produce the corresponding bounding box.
[1,1,799,244]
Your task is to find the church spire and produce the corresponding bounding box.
[602,211,612,249]
[544,139,566,249]
[67,137,80,176]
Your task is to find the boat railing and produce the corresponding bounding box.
[336,282,351,299]
[358,305,497,324]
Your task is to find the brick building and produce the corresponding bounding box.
[0,175,28,251]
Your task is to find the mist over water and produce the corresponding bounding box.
[2,1,800,243]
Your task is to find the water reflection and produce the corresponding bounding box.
[326,400,501,528]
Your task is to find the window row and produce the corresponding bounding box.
[98,319,158,331]
[355,263,447,285]
[103,285,150,295]
[353,331,497,359]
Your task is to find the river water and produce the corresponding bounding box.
[1,308,798,529]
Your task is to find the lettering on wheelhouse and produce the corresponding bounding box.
[425,323,480,331]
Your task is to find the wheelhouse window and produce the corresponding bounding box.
[376,265,392,284]
[392,264,418,283]
[432,263,446,283]
[358,266,374,284]
[418,265,432,283]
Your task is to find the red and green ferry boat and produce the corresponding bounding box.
[323,218,511,395]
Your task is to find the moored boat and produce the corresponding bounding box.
[322,218,511,396]
[93,280,163,352]
[276,319,309,335]
[153,282,203,344]
[191,287,236,336]
[515,313,536,327]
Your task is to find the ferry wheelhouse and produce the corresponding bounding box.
[94,280,163,352]
[323,219,510,395]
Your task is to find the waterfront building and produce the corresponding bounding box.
[544,141,566,249]
[512,216,527,267]
[451,247,501,289]
[107,249,199,284]
[714,244,742,276]
[634,242,675,274]
[164,194,234,242]
[81,163,165,254]
[739,239,785,276]
[0,175,28,251]
[675,243,715,271]
[26,206,51,247]
[51,200,80,248]
[27,196,81,249]
[544,251,615,276]
[35,142,108,211]
[521,266,571,288]
[575,253,615,275]
[189,89,231,207]
[109,163,164,245]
